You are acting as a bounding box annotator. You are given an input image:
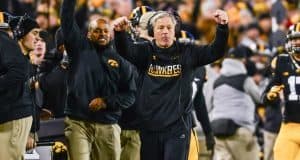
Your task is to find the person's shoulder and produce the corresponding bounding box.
[277,53,289,58]
[195,66,206,75]
[107,47,133,66]
[194,66,207,81]
[0,32,12,43]
[176,40,196,54]
[177,40,195,46]
[107,46,122,58]
[0,33,20,51]
[271,56,278,70]
[271,53,289,70]
[134,39,154,50]
[112,54,135,75]
[276,53,290,63]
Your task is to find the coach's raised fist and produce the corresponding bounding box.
[113,16,130,32]
[213,10,229,25]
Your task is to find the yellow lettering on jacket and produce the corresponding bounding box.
[147,64,181,77]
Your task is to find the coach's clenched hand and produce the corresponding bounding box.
[113,16,130,31]
[213,10,229,25]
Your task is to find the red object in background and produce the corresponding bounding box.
[285,18,293,29]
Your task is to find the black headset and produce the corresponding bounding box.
[147,11,181,37]
[171,10,182,38]
[147,11,161,37]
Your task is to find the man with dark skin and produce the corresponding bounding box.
[60,0,137,159]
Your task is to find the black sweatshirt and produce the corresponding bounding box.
[118,37,149,130]
[114,25,228,131]
[61,0,136,123]
[0,30,32,123]
[38,49,68,118]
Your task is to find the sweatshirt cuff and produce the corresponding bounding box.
[104,96,117,110]
[217,24,228,30]
[114,30,127,35]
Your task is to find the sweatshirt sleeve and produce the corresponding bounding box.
[114,31,149,69]
[104,59,137,110]
[0,39,26,91]
[243,77,262,103]
[60,0,86,57]
[190,24,229,68]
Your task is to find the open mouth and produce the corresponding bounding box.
[99,37,107,42]
[36,47,43,52]
[162,37,170,42]
[36,53,42,57]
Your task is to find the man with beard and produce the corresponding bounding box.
[60,0,137,159]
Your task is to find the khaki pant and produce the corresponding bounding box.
[214,127,260,160]
[274,123,300,160]
[64,117,121,160]
[188,129,200,160]
[120,130,141,160]
[0,116,32,160]
[198,135,213,160]
[264,130,277,160]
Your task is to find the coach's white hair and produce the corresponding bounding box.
[149,11,177,28]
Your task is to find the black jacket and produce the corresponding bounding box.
[118,37,149,130]
[114,25,228,131]
[0,30,32,123]
[61,0,136,123]
[39,49,68,118]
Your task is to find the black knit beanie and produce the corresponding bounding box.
[9,14,39,40]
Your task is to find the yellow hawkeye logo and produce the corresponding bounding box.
[108,59,119,67]
[148,64,181,77]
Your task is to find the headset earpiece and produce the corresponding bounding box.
[172,11,182,38]
[147,12,161,37]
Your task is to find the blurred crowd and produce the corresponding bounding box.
[1,0,299,47]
